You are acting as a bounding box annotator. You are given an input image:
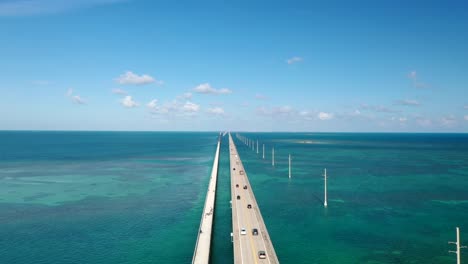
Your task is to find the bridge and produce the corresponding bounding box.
[229,133,279,263]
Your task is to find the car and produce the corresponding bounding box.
[252,228,258,236]
[236,184,239,188]
[258,251,266,259]
[243,185,247,190]
[240,228,247,235]
[237,195,240,200]
[239,170,244,175]
[247,204,252,209]
[233,167,236,171]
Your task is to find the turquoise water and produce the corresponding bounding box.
[1,132,467,263]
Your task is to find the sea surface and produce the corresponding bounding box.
[0,131,467,264]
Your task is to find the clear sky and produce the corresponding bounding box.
[1,0,467,132]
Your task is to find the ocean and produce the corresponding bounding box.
[1,131,467,263]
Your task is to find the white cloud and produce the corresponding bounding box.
[147,99,158,109]
[396,99,420,106]
[318,112,334,120]
[399,117,407,122]
[360,104,399,113]
[464,115,468,121]
[121,96,139,108]
[286,56,303,64]
[441,115,457,126]
[66,88,86,105]
[299,110,316,120]
[182,101,200,112]
[464,105,468,109]
[112,88,127,95]
[207,107,225,115]
[275,106,294,114]
[115,71,159,85]
[148,99,201,116]
[193,83,232,95]
[72,95,86,104]
[416,117,433,127]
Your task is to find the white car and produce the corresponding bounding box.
[240,228,247,235]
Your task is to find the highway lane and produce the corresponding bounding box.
[229,133,279,264]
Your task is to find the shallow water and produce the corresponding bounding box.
[1,131,467,263]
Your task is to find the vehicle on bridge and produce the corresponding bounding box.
[240,228,246,235]
[252,228,258,236]
[237,195,240,200]
[243,185,247,189]
[258,251,266,259]
[247,204,252,209]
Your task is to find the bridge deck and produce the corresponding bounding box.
[229,133,279,264]
[192,136,221,264]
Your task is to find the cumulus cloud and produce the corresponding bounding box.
[148,99,202,116]
[360,104,399,113]
[464,115,468,121]
[193,83,232,94]
[275,106,294,114]
[182,101,200,112]
[464,105,468,109]
[121,96,139,108]
[115,71,160,85]
[298,110,317,120]
[255,93,268,100]
[72,95,86,104]
[318,112,334,120]
[66,88,86,104]
[207,107,225,115]
[256,106,296,117]
[395,99,420,106]
[441,115,457,126]
[112,88,127,95]
[147,99,158,109]
[286,56,303,64]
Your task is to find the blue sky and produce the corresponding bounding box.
[1,0,467,132]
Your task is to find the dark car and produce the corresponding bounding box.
[237,195,240,200]
[233,167,236,171]
[252,228,259,236]
[247,204,252,209]
[243,185,247,190]
[236,184,239,188]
